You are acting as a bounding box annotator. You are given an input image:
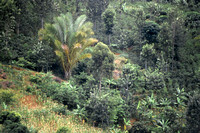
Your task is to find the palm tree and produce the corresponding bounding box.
[39,13,98,79]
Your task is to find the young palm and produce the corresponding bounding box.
[39,13,98,79]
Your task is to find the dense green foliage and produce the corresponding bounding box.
[0,0,200,132]
[0,111,21,124]
[2,123,30,133]
[102,8,116,44]
[0,111,30,133]
[186,94,200,133]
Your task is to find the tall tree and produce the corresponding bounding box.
[140,44,157,70]
[39,13,98,79]
[102,8,116,45]
[87,0,109,30]
[91,42,114,90]
[33,0,54,29]
[0,0,18,37]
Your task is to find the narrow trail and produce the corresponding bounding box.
[113,53,127,80]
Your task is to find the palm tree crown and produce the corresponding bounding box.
[39,13,98,79]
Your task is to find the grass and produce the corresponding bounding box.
[0,63,108,133]
[16,95,105,133]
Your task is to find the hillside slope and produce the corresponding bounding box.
[0,63,106,133]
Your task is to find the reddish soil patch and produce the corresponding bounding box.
[0,73,7,79]
[115,53,121,55]
[113,69,121,80]
[0,69,7,79]
[12,66,27,71]
[127,46,134,51]
[0,81,14,89]
[113,55,125,80]
[20,95,42,109]
[114,59,121,65]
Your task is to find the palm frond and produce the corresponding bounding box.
[76,31,87,42]
[66,12,74,35]
[54,40,62,50]
[71,53,92,68]
[53,14,67,44]
[80,22,94,36]
[74,43,82,49]
[82,38,98,50]
[45,23,56,34]
[68,32,76,48]
[74,14,87,32]
[54,14,68,44]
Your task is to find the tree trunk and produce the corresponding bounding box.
[65,70,71,80]
[108,34,111,45]
[94,20,97,32]
[99,77,102,91]
[76,0,79,12]
[16,22,20,35]
[171,22,176,71]
[145,60,148,70]
[41,17,44,29]
[165,62,168,72]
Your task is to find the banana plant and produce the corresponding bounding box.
[73,105,87,122]
[147,93,158,108]
[156,119,170,132]
[159,98,171,107]
[110,125,122,133]
[2,102,7,110]
[123,118,131,131]
[143,110,154,119]
[174,88,188,106]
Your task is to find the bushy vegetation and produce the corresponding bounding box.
[0,111,30,133]
[0,89,17,105]
[0,111,21,124]
[2,122,30,133]
[186,94,200,133]
[0,0,200,132]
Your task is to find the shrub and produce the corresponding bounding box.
[118,63,145,93]
[12,57,36,69]
[144,69,166,90]
[0,90,16,105]
[52,82,81,110]
[29,72,61,97]
[26,86,35,93]
[185,11,200,29]
[56,127,71,133]
[0,111,21,124]
[85,89,124,127]
[142,21,160,44]
[186,94,200,133]
[2,122,30,133]
[71,72,96,98]
[29,74,43,84]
